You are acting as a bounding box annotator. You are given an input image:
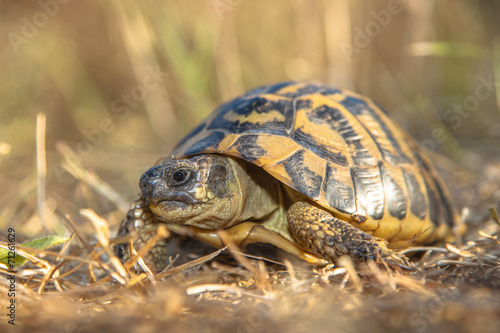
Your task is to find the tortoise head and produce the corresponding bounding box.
[139,155,242,228]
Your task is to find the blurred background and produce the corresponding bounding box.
[1,0,499,239]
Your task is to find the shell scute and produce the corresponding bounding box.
[207,94,294,135]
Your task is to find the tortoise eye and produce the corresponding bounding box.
[169,169,191,186]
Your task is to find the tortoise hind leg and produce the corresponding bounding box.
[287,201,413,269]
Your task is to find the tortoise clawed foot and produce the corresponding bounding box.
[288,201,416,270]
[376,247,415,271]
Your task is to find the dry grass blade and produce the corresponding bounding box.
[120,225,170,279]
[283,259,298,289]
[37,263,60,294]
[36,112,47,228]
[187,284,244,296]
[478,230,498,239]
[445,243,476,258]
[217,230,268,284]
[0,275,42,300]
[132,248,156,284]
[80,209,128,283]
[337,256,362,292]
[57,142,128,211]
[366,260,437,298]
[80,209,110,247]
[63,214,92,249]
[433,260,482,267]
[401,246,448,254]
[186,283,275,299]
[155,247,227,279]
[490,207,500,226]
[318,265,346,285]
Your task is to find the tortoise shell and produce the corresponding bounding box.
[170,82,456,247]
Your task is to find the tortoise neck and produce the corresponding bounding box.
[226,158,281,225]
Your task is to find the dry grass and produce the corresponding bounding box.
[1,218,500,333]
[1,1,500,332]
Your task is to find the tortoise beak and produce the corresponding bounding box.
[139,165,196,206]
[139,165,166,205]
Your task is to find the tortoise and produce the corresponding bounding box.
[115,81,457,273]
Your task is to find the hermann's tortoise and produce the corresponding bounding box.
[115,81,457,273]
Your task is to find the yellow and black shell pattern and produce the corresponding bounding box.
[171,82,456,247]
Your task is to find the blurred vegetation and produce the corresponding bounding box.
[1,2,500,332]
[1,0,499,238]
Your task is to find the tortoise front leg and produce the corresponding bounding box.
[287,201,413,269]
[114,196,170,273]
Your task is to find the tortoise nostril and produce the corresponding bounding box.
[140,165,164,196]
[140,178,153,196]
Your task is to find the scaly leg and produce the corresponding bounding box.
[287,201,413,269]
[114,196,170,273]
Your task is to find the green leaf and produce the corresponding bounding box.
[0,235,69,268]
[19,235,69,250]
